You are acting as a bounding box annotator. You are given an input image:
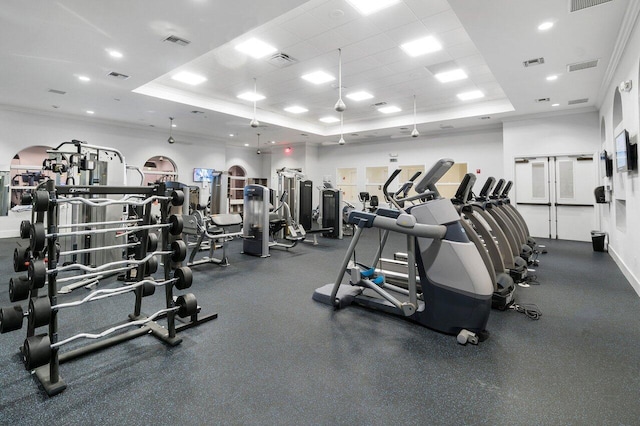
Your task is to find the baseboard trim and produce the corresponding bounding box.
[609,245,640,297]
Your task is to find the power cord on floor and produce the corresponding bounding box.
[525,274,540,285]
[509,303,542,320]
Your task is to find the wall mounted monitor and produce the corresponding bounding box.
[615,129,628,172]
[193,168,214,182]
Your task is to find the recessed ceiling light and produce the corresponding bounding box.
[235,38,277,59]
[86,110,95,114]
[237,92,265,101]
[345,0,400,15]
[319,116,340,123]
[552,103,560,107]
[546,75,559,81]
[538,21,554,31]
[107,49,123,59]
[284,106,308,114]
[78,75,91,82]
[346,91,374,101]
[229,133,235,137]
[400,36,442,57]
[244,143,249,147]
[301,71,335,85]
[171,71,207,86]
[172,124,177,127]
[457,90,484,101]
[270,140,276,144]
[378,105,401,114]
[435,69,468,83]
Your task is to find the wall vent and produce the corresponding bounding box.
[164,35,191,46]
[107,71,130,80]
[523,57,545,67]
[570,0,613,13]
[567,59,599,72]
[535,98,551,103]
[568,98,589,105]
[267,52,297,68]
[48,89,66,95]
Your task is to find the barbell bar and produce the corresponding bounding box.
[31,189,184,212]
[22,293,198,370]
[0,267,193,333]
[28,215,183,253]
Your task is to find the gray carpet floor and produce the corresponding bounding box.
[0,230,639,425]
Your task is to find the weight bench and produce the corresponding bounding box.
[183,213,243,267]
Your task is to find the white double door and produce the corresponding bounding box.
[514,155,596,242]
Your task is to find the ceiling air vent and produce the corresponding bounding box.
[373,102,387,107]
[535,98,551,103]
[190,110,204,114]
[164,35,191,46]
[440,125,454,129]
[48,89,66,95]
[107,71,130,80]
[523,57,545,67]
[567,59,599,72]
[570,0,613,13]
[267,52,297,68]
[568,98,589,105]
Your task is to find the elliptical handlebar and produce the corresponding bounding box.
[382,169,404,211]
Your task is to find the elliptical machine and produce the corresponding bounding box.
[313,159,494,344]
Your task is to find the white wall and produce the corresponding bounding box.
[597,15,640,295]
[317,126,505,203]
[0,107,227,236]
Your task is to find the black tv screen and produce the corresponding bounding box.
[193,168,214,182]
[615,130,628,172]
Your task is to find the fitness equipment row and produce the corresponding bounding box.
[1,180,217,396]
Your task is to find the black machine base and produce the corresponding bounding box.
[34,366,67,397]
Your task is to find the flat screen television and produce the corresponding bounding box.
[193,168,214,182]
[615,130,629,172]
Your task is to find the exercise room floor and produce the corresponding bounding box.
[0,231,639,425]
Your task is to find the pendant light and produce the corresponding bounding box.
[256,133,261,155]
[167,117,175,144]
[338,112,345,145]
[334,48,346,112]
[411,95,420,138]
[250,78,260,128]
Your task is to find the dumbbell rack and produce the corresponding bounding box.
[3,180,217,396]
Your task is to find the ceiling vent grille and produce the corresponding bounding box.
[535,98,551,103]
[164,35,191,46]
[570,0,613,13]
[267,53,297,68]
[440,125,454,129]
[567,59,599,72]
[107,71,130,80]
[568,98,589,105]
[48,89,66,95]
[523,57,545,67]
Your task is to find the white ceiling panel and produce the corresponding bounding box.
[0,0,632,147]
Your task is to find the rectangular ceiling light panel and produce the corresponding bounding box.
[378,105,401,114]
[301,71,335,85]
[346,91,374,101]
[237,92,266,101]
[284,106,308,114]
[400,36,442,57]
[457,90,484,101]
[171,71,207,85]
[346,0,400,15]
[435,69,468,83]
[235,38,277,59]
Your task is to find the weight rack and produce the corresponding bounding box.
[1,180,217,396]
